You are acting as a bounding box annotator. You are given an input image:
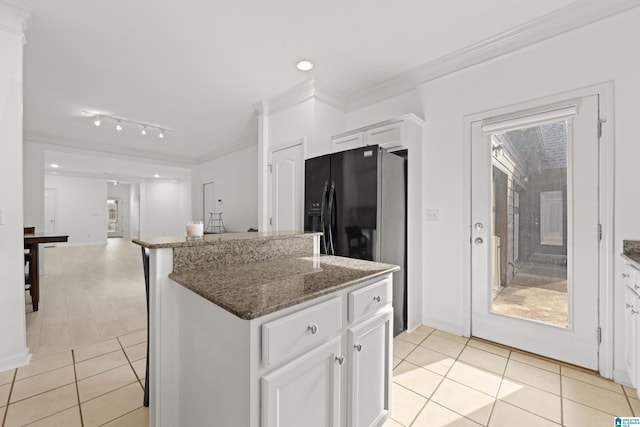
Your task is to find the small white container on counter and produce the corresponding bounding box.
[186,221,204,240]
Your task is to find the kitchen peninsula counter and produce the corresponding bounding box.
[168,255,397,320]
[134,230,398,426]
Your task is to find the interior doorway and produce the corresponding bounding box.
[107,198,123,238]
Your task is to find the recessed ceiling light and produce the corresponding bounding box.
[153,174,160,178]
[296,60,314,71]
[50,164,59,168]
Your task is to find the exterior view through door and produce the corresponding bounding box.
[470,95,600,370]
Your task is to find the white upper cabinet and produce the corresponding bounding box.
[330,114,424,154]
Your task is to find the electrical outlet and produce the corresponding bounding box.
[426,209,439,221]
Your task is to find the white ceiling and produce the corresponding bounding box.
[9,0,581,179]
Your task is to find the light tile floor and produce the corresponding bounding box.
[9,239,638,426]
[385,327,640,427]
[1,329,148,426]
[26,238,147,358]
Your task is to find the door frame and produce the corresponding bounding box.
[462,83,614,377]
[268,138,306,232]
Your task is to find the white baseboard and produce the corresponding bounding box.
[0,347,31,373]
[422,316,467,337]
[613,368,633,387]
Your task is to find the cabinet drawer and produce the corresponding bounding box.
[262,297,342,367]
[349,278,392,323]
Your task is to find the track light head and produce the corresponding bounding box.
[115,121,123,132]
[93,116,101,127]
[158,129,165,139]
[141,127,147,135]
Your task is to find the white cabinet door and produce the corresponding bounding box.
[348,309,393,427]
[625,284,639,388]
[365,123,403,151]
[331,133,363,153]
[261,337,342,427]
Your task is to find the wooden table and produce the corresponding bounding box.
[24,232,69,311]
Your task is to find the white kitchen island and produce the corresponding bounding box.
[133,231,398,427]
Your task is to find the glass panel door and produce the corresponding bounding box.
[471,96,600,369]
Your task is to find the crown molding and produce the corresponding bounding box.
[347,0,640,111]
[264,78,347,115]
[0,1,32,41]
[25,131,200,165]
[198,134,258,165]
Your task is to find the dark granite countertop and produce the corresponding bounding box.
[168,255,399,320]
[132,230,321,249]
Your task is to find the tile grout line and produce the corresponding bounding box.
[71,349,85,427]
[1,369,17,427]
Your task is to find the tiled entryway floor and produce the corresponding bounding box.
[385,327,640,427]
[0,329,148,427]
[2,326,637,427]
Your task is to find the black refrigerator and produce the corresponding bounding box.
[304,145,407,335]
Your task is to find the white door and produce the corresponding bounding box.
[471,95,600,369]
[44,188,56,233]
[271,143,303,231]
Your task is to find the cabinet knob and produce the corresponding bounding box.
[373,296,381,303]
[308,324,319,335]
[354,344,362,352]
[335,356,345,365]
[622,273,631,278]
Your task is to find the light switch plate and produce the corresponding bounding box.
[426,209,439,221]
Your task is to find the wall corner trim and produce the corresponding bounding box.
[347,0,640,110]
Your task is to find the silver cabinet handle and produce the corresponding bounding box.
[308,324,318,335]
[633,309,639,315]
[373,296,381,303]
[623,273,631,278]
[635,285,640,291]
[474,237,484,245]
[627,303,634,309]
[354,344,362,352]
[335,356,344,365]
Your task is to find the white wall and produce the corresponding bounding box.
[130,183,140,239]
[23,141,44,231]
[107,182,131,237]
[197,145,258,233]
[0,7,31,371]
[140,181,191,239]
[44,175,108,245]
[346,9,640,378]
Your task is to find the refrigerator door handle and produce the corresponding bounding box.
[327,180,336,255]
[320,181,329,253]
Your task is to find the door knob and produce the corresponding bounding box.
[474,237,484,245]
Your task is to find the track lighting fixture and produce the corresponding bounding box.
[84,111,170,139]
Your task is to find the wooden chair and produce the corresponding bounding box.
[24,227,35,295]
